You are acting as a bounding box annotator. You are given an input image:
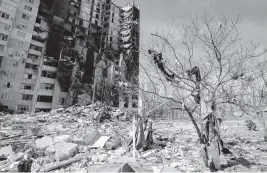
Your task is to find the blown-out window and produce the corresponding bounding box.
[37,95,53,103]
[22,94,33,101]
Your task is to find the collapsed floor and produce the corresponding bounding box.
[0,104,267,172]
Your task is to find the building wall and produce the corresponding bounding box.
[0,0,20,111]
[0,0,140,113]
[0,0,40,113]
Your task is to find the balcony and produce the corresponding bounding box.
[19,89,35,95]
[22,78,36,85]
[29,49,42,56]
[9,0,19,6]
[25,68,39,74]
[42,65,57,72]
[0,39,7,46]
[35,102,52,109]
[0,50,4,56]
[38,89,54,96]
[19,100,33,106]
[40,77,56,84]
[31,39,45,48]
[26,57,40,65]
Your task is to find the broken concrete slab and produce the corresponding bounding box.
[104,137,121,150]
[141,149,157,157]
[77,94,92,106]
[92,136,111,149]
[54,142,78,161]
[53,135,70,143]
[0,145,13,159]
[70,136,85,145]
[45,145,56,156]
[83,129,101,145]
[98,154,109,162]
[8,152,24,162]
[91,155,99,163]
[36,136,53,149]
[113,148,126,156]
[27,127,44,137]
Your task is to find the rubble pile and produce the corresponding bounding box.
[0,103,131,172]
[1,105,267,172]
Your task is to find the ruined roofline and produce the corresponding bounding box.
[110,1,140,11]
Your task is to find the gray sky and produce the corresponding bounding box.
[114,0,267,48]
[113,0,267,95]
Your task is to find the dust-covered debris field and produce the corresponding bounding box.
[0,104,267,172]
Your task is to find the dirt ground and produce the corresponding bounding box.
[142,119,267,172]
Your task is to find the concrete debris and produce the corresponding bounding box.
[45,145,56,156]
[98,154,109,162]
[8,152,24,162]
[162,166,179,172]
[54,142,78,161]
[27,127,44,137]
[170,161,180,168]
[104,137,121,150]
[1,104,267,172]
[53,135,70,143]
[0,145,13,159]
[36,136,53,149]
[77,94,92,106]
[92,136,111,148]
[83,129,101,145]
[70,136,85,145]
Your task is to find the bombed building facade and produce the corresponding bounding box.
[0,0,140,113]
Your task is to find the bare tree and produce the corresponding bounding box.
[139,12,267,170]
[244,60,267,141]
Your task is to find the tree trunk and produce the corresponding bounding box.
[256,112,267,141]
[199,102,221,171]
[205,112,222,171]
[260,113,267,141]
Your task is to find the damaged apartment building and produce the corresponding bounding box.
[0,0,140,113]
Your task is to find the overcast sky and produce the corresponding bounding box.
[114,0,267,48]
[113,0,267,94]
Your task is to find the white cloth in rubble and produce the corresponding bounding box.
[121,3,133,11]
